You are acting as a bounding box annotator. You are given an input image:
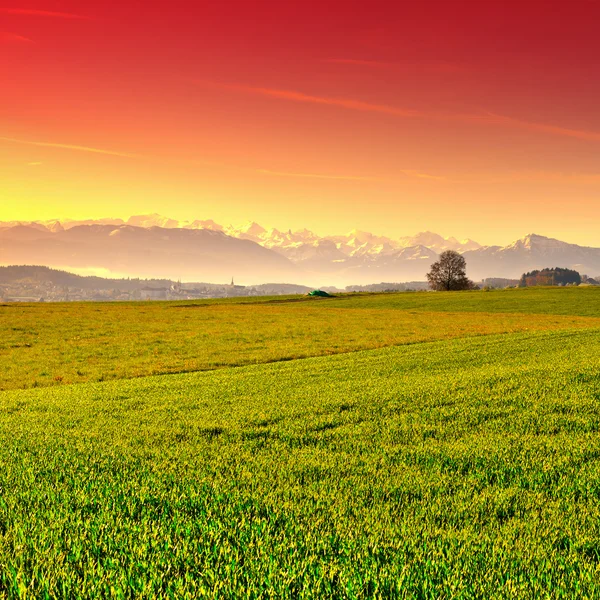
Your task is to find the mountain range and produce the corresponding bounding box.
[1,214,599,285]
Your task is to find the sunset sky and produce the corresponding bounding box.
[2,0,600,245]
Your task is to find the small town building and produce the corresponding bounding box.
[140,287,168,300]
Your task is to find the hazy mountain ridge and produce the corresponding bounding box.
[0,223,296,284]
[462,234,600,279]
[2,216,600,284]
[2,214,480,258]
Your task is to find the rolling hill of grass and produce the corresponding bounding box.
[1,287,600,597]
[2,287,600,391]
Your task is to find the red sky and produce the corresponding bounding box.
[1,0,600,244]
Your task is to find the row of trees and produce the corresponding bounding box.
[519,267,581,287]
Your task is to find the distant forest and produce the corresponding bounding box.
[519,267,581,287]
[0,265,173,291]
[0,265,312,294]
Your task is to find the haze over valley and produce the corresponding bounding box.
[2,214,600,286]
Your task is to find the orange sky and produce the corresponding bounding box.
[2,0,600,245]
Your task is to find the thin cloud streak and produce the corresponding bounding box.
[399,170,446,181]
[0,136,140,159]
[464,170,600,186]
[524,171,600,185]
[325,58,392,67]
[198,81,423,118]
[0,8,90,19]
[0,136,389,184]
[201,80,600,143]
[325,58,465,73]
[0,31,35,43]
[476,112,600,142]
[254,168,380,182]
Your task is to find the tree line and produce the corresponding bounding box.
[519,268,581,287]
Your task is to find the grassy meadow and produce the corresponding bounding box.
[2,286,600,391]
[1,287,600,597]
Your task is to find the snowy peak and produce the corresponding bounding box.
[459,238,482,251]
[3,214,600,285]
[399,231,445,248]
[292,228,319,242]
[127,214,182,229]
[225,221,268,241]
[345,229,382,245]
[184,219,223,231]
[393,245,439,260]
[239,221,267,236]
[46,221,64,233]
[0,214,484,261]
[505,233,573,253]
[399,231,481,253]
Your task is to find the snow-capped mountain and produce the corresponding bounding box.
[124,214,224,231]
[225,221,267,240]
[219,222,481,266]
[1,215,479,262]
[397,231,481,253]
[463,234,600,279]
[2,215,599,285]
[184,220,223,231]
[0,223,295,284]
[127,214,182,229]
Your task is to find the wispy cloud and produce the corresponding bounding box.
[197,81,423,118]
[254,168,380,182]
[0,31,34,43]
[527,171,600,185]
[442,169,600,186]
[398,170,446,181]
[0,8,90,19]
[487,170,600,185]
[324,58,465,73]
[255,167,445,183]
[325,58,392,68]
[200,80,600,143]
[473,112,600,143]
[0,135,391,184]
[0,136,140,158]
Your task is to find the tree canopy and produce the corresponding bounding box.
[427,250,473,291]
[519,267,581,287]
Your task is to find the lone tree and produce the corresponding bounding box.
[427,250,473,291]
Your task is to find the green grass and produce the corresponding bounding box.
[2,287,600,391]
[326,285,600,317]
[2,287,600,597]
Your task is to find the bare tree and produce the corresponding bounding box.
[427,250,473,291]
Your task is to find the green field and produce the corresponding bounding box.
[2,287,600,392]
[2,287,600,598]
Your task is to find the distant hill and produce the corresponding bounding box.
[0,224,296,285]
[0,265,173,290]
[0,265,314,296]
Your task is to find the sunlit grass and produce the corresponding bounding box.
[2,288,600,596]
[2,329,600,597]
[2,287,600,391]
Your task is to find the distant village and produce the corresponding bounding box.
[0,280,317,303]
[0,267,316,303]
[0,282,245,303]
